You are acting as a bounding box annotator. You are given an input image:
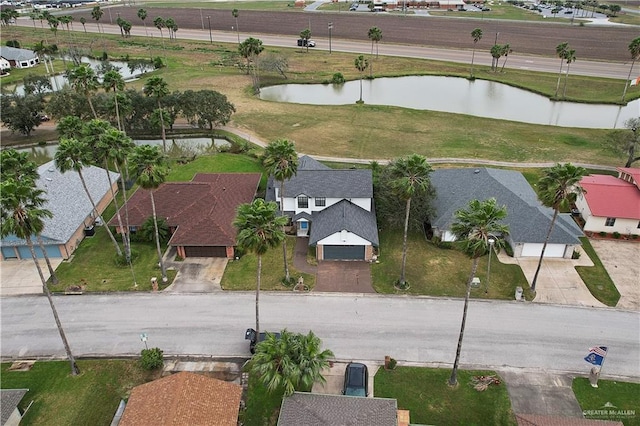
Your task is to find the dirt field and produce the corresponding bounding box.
[75,6,639,61]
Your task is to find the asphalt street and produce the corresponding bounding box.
[1,293,638,379]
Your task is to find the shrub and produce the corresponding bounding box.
[571,249,581,260]
[140,347,164,370]
[114,249,140,266]
[599,231,607,237]
[388,358,397,370]
[613,231,621,239]
[331,72,345,84]
[5,40,20,48]
[153,56,164,69]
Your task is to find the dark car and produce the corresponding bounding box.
[245,328,281,354]
[343,362,368,396]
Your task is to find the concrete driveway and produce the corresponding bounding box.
[163,257,228,293]
[0,259,61,296]
[312,361,379,397]
[589,240,640,311]
[315,261,374,293]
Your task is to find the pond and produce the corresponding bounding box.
[15,137,231,164]
[259,76,640,129]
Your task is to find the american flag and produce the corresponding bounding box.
[589,346,608,357]
[584,346,608,366]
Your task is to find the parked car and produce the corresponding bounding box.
[343,362,368,396]
[297,38,316,47]
[245,328,281,354]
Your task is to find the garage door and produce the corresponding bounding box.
[521,243,567,258]
[183,246,227,257]
[323,245,365,260]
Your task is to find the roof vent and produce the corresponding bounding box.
[48,168,55,173]
[474,169,480,174]
[46,177,53,181]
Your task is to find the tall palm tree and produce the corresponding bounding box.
[262,139,299,283]
[295,330,334,392]
[1,149,58,284]
[470,28,483,78]
[562,48,576,98]
[554,42,569,97]
[102,70,125,130]
[448,198,509,386]
[68,64,99,119]
[232,9,240,44]
[79,17,87,33]
[234,199,287,337]
[55,137,123,257]
[354,55,369,103]
[530,163,587,292]
[367,26,382,58]
[91,5,103,33]
[154,16,165,41]
[137,8,148,37]
[0,179,79,376]
[238,37,264,91]
[389,154,433,288]
[299,28,312,53]
[130,144,170,282]
[621,37,640,102]
[143,76,169,152]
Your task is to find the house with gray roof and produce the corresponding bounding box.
[0,160,119,261]
[0,46,39,69]
[429,168,583,258]
[278,392,399,426]
[1,389,28,426]
[267,156,378,261]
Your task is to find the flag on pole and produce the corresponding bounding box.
[584,346,608,366]
[630,77,640,87]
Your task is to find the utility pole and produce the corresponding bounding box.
[328,22,333,54]
[207,16,212,44]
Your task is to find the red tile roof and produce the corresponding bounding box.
[579,174,640,220]
[119,372,242,426]
[110,173,261,246]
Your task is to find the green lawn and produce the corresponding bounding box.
[222,236,316,290]
[372,230,529,299]
[573,378,640,426]
[375,367,516,425]
[241,373,285,426]
[0,360,159,426]
[575,237,621,306]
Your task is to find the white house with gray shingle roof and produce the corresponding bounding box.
[0,160,119,260]
[267,156,379,261]
[0,46,39,69]
[429,168,583,258]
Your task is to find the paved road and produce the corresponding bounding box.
[2,293,638,379]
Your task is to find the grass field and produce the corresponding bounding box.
[573,378,640,426]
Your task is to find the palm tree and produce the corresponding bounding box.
[154,16,165,41]
[530,163,587,292]
[234,199,287,337]
[354,55,369,103]
[562,48,576,98]
[621,37,640,102]
[262,139,299,283]
[249,329,334,396]
[137,8,148,37]
[68,64,99,119]
[470,28,483,78]
[165,17,177,40]
[130,145,170,283]
[499,43,512,72]
[55,137,123,257]
[91,5,103,33]
[1,149,58,284]
[232,9,240,44]
[79,17,87,33]
[389,154,433,288]
[554,42,569,97]
[102,70,125,130]
[490,44,502,72]
[300,28,312,53]
[0,179,80,376]
[448,198,509,386]
[238,37,264,91]
[367,26,382,58]
[143,76,169,152]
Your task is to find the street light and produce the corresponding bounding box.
[485,238,495,294]
[207,16,212,44]
[328,22,333,54]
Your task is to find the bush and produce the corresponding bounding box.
[599,231,607,237]
[153,56,164,69]
[5,40,20,48]
[613,231,621,239]
[571,249,581,260]
[114,249,140,266]
[388,357,397,370]
[140,347,164,370]
[331,72,345,84]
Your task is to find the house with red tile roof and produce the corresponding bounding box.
[109,173,261,258]
[119,371,242,426]
[575,168,640,237]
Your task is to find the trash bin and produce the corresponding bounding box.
[515,286,523,301]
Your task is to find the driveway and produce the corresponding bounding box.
[315,261,374,293]
[312,361,379,397]
[163,255,227,293]
[0,258,61,296]
[589,240,640,311]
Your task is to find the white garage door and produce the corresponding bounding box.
[521,243,567,258]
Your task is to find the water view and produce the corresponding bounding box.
[259,76,640,129]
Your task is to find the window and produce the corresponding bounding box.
[605,217,616,227]
[298,196,308,208]
[315,197,326,207]
[300,222,308,230]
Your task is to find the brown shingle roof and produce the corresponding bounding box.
[119,372,242,426]
[110,173,260,247]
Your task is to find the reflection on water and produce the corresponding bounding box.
[259,76,640,129]
[15,137,231,163]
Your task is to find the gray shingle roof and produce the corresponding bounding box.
[0,161,119,248]
[1,389,28,425]
[309,200,379,246]
[298,155,331,171]
[283,170,373,198]
[430,168,582,244]
[0,46,37,62]
[278,392,397,426]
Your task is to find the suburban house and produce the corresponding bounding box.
[119,372,242,426]
[278,392,407,426]
[574,167,640,237]
[0,46,39,69]
[110,173,261,258]
[1,389,28,426]
[266,156,379,261]
[0,56,10,73]
[0,160,119,261]
[428,168,583,258]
